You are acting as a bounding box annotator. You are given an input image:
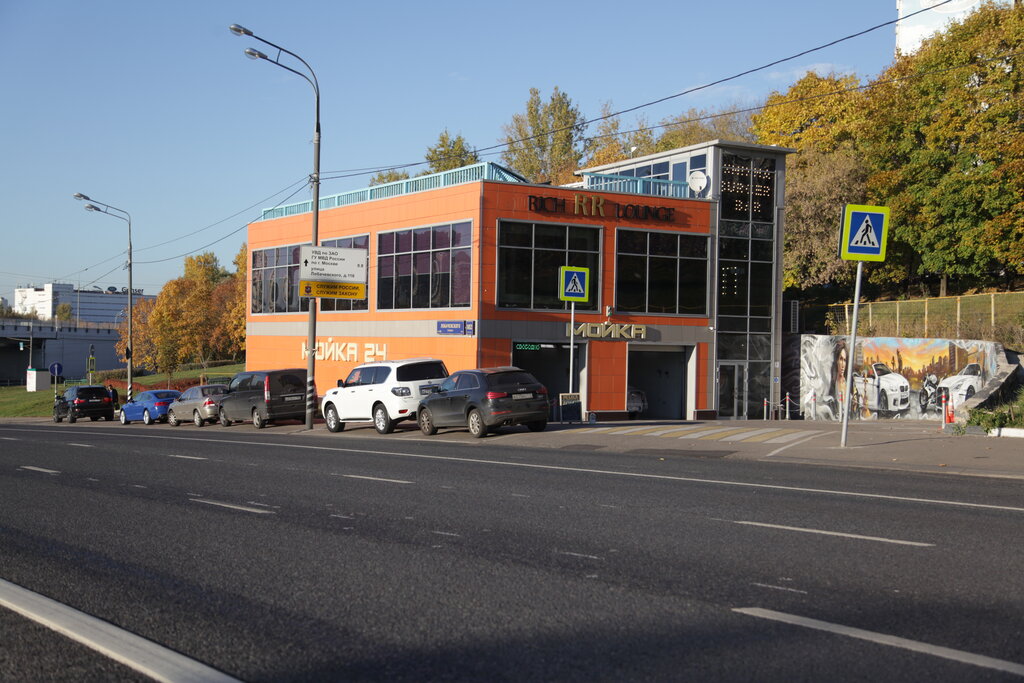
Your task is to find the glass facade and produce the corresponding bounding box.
[251,243,309,314]
[615,229,708,315]
[320,235,369,312]
[377,222,472,310]
[717,153,778,417]
[497,221,600,311]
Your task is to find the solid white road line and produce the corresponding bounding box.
[734,607,1024,676]
[189,499,276,515]
[727,520,934,547]
[0,578,240,683]
[751,583,808,595]
[19,466,60,475]
[557,551,601,560]
[68,443,95,448]
[764,430,822,444]
[166,454,207,460]
[341,474,413,484]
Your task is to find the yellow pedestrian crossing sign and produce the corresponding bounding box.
[559,266,590,302]
[839,204,889,262]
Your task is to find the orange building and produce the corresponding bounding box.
[246,140,792,420]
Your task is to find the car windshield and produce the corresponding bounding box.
[961,365,980,376]
[873,364,893,376]
[486,371,539,388]
[153,391,179,399]
[271,373,305,393]
[203,386,226,395]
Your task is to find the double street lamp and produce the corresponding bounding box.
[73,193,134,402]
[230,23,321,430]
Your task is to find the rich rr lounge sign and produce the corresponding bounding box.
[529,194,676,222]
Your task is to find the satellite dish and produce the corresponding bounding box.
[687,170,708,194]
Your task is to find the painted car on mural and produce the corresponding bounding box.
[937,363,983,408]
[852,362,910,416]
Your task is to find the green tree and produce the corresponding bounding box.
[584,102,656,167]
[54,302,73,321]
[501,87,587,185]
[369,169,410,186]
[860,3,1024,294]
[424,129,479,172]
[656,104,756,152]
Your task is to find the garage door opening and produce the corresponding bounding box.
[627,347,689,419]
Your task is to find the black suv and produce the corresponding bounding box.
[53,385,116,423]
[417,367,548,438]
[218,369,310,429]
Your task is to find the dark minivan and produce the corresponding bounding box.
[218,369,309,429]
[53,385,116,423]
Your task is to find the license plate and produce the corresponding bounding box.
[513,392,532,400]
[284,395,301,401]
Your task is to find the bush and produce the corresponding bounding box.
[967,387,1024,429]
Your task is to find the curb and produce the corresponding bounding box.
[988,427,1024,438]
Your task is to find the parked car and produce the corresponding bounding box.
[53,385,116,423]
[218,369,308,429]
[119,390,182,425]
[938,362,983,408]
[417,367,548,438]
[320,358,449,434]
[167,384,229,427]
[851,362,910,416]
[627,386,648,419]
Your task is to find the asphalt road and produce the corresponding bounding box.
[2,421,1023,681]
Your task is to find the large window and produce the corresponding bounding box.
[320,235,369,312]
[615,229,708,316]
[251,244,309,314]
[377,222,471,310]
[497,221,600,311]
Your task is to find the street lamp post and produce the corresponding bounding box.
[73,193,133,402]
[230,23,321,430]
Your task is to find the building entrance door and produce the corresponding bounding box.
[718,363,747,419]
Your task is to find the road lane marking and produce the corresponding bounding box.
[341,474,413,484]
[751,583,808,594]
[698,428,754,440]
[724,428,786,442]
[19,466,60,475]
[432,531,461,537]
[21,429,1024,514]
[167,454,207,460]
[764,430,823,444]
[725,520,934,547]
[734,607,1024,675]
[68,443,95,448]
[645,425,707,436]
[557,551,601,560]
[189,499,277,514]
[0,437,18,440]
[0,578,240,682]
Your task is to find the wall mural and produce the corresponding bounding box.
[797,335,998,420]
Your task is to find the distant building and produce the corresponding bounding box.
[895,0,1011,55]
[13,283,154,324]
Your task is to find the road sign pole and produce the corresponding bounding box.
[569,302,575,395]
[840,261,863,448]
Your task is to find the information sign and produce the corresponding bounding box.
[839,204,890,262]
[558,266,590,303]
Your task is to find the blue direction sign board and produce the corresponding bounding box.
[840,204,889,262]
[558,266,590,303]
[49,362,63,376]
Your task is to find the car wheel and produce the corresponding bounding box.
[68,413,77,424]
[418,408,437,436]
[878,390,888,415]
[120,410,130,425]
[324,404,345,433]
[373,404,394,434]
[168,410,180,427]
[467,408,488,438]
[252,409,265,429]
[193,411,205,427]
[526,420,547,432]
[219,408,231,427]
[53,410,62,423]
[143,409,154,426]
[966,386,976,400]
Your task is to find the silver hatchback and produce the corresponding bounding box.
[167,384,229,427]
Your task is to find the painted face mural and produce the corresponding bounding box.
[798,335,997,420]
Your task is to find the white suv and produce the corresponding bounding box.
[320,358,449,434]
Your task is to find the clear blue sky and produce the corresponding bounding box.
[0,0,905,306]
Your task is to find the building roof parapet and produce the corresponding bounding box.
[259,161,527,221]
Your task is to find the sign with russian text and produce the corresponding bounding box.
[300,281,367,299]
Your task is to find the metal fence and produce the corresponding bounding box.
[827,292,1024,347]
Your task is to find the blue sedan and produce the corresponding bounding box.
[119,390,182,425]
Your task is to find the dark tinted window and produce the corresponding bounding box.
[153,391,179,400]
[203,386,227,396]
[455,374,480,390]
[77,387,108,399]
[486,371,540,388]
[396,361,449,382]
[270,372,305,394]
[370,367,390,385]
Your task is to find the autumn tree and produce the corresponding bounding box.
[656,104,756,152]
[860,2,1024,294]
[116,297,156,372]
[424,129,479,173]
[585,102,657,167]
[751,72,864,152]
[210,243,248,358]
[369,169,410,186]
[501,87,587,185]
[54,302,73,321]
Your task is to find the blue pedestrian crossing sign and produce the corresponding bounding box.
[558,266,590,303]
[839,204,889,262]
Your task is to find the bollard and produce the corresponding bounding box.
[763,397,768,421]
[785,392,790,420]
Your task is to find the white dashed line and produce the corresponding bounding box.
[189,499,277,515]
[20,466,60,475]
[342,474,413,484]
[167,454,207,460]
[727,520,934,547]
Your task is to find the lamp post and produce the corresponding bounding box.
[230,23,321,430]
[73,193,133,402]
